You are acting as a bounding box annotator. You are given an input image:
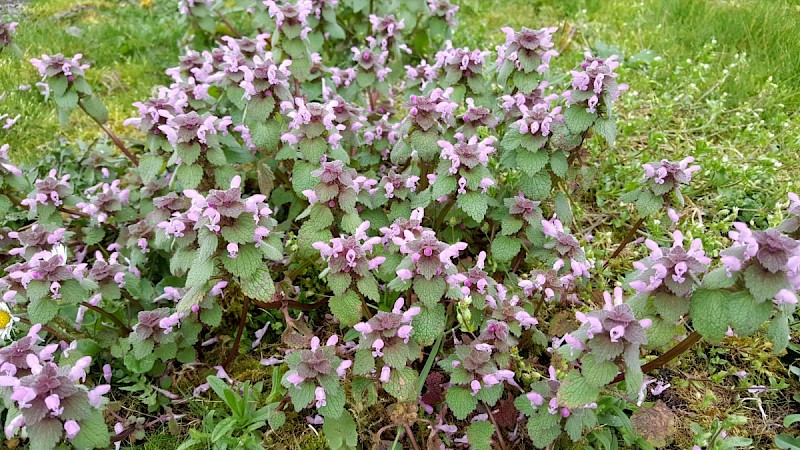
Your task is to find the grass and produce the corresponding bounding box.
[1,0,799,447]
[0,0,182,163]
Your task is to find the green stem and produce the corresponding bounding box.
[416,334,443,394]
[81,302,131,336]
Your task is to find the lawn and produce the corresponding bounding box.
[1,0,798,448]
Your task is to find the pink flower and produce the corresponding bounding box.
[64,420,80,439]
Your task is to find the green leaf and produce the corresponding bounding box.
[501,216,524,235]
[327,272,352,296]
[517,148,549,175]
[701,267,737,290]
[353,349,375,376]
[383,367,418,402]
[768,313,790,353]
[593,117,617,145]
[27,418,63,450]
[221,215,257,244]
[557,371,601,408]
[413,277,446,307]
[526,411,562,448]
[410,129,440,161]
[222,243,262,278]
[432,175,457,199]
[28,296,59,324]
[689,289,729,343]
[550,151,569,177]
[80,95,109,124]
[727,291,772,337]
[581,354,619,388]
[554,192,573,224]
[72,410,111,449]
[186,256,214,289]
[446,386,478,420]
[458,191,488,222]
[520,171,551,200]
[175,164,204,189]
[491,235,521,262]
[139,154,165,185]
[744,264,791,303]
[564,104,596,134]
[636,190,663,217]
[411,304,446,346]
[330,290,362,326]
[59,279,87,304]
[466,421,495,450]
[652,292,690,324]
[240,267,275,302]
[356,275,380,302]
[322,409,358,450]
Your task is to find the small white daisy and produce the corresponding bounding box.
[0,302,19,341]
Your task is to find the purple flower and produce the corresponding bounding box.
[30,54,90,79]
[438,133,496,174]
[563,53,628,113]
[427,0,459,26]
[0,144,23,177]
[630,230,711,297]
[313,221,385,277]
[497,27,559,74]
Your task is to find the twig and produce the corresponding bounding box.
[214,10,242,38]
[18,317,73,342]
[79,103,139,166]
[612,331,702,383]
[404,425,421,450]
[604,217,645,268]
[483,402,508,450]
[223,295,250,369]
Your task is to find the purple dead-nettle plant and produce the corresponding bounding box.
[630,230,711,299]
[435,42,490,95]
[75,180,131,224]
[436,132,496,198]
[439,339,515,420]
[6,225,68,259]
[314,220,385,304]
[483,284,539,339]
[1,144,23,177]
[351,298,421,395]
[404,59,439,91]
[123,88,188,152]
[379,207,428,248]
[505,191,544,226]
[30,54,89,81]
[239,52,293,101]
[0,21,18,51]
[369,14,405,46]
[280,98,347,152]
[563,52,628,114]
[541,216,592,279]
[405,87,458,133]
[556,288,651,398]
[329,66,357,88]
[265,0,314,39]
[393,230,466,284]
[496,26,558,88]
[304,159,366,214]
[4,245,79,302]
[458,98,498,136]
[20,170,73,211]
[625,156,701,221]
[447,251,496,302]
[427,0,459,27]
[376,171,419,201]
[85,250,128,291]
[282,335,349,418]
[351,37,393,83]
[519,269,566,304]
[0,327,110,448]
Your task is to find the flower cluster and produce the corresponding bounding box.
[427,0,459,27]
[20,170,73,210]
[564,52,628,113]
[405,88,458,132]
[304,159,366,213]
[437,133,496,195]
[541,216,591,279]
[497,26,559,76]
[0,20,18,50]
[394,230,466,282]
[630,230,712,297]
[314,221,385,296]
[280,99,346,149]
[352,299,420,391]
[265,0,313,39]
[282,335,349,418]
[0,144,23,177]
[30,54,90,81]
[75,179,131,224]
[0,325,109,447]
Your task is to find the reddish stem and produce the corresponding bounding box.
[612,331,702,383]
[604,217,645,268]
[223,295,250,369]
[79,103,139,166]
